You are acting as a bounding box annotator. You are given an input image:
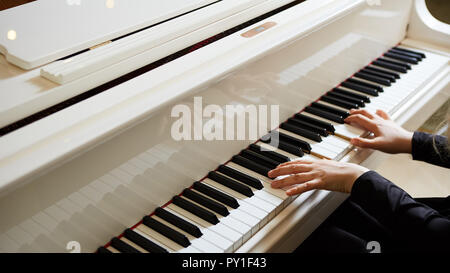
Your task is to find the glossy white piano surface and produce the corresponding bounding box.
[0,0,449,252]
[0,0,218,69]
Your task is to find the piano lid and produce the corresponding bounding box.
[0,0,218,70]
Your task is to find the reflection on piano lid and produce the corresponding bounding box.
[0,0,302,130]
[0,0,448,253]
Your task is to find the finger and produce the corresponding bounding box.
[271,172,318,189]
[349,109,374,119]
[350,137,381,149]
[344,114,377,131]
[375,109,391,120]
[285,179,322,196]
[268,164,313,178]
[276,159,315,168]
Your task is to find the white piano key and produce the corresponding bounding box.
[225,162,272,186]
[323,134,350,149]
[202,178,269,220]
[120,237,149,253]
[131,228,173,253]
[217,216,252,243]
[300,111,363,139]
[255,142,308,161]
[177,196,244,249]
[152,215,223,253]
[253,189,284,207]
[166,205,233,252]
[189,188,260,234]
[173,198,243,245]
[106,246,121,253]
[177,245,202,253]
[223,162,290,201]
[216,168,285,210]
[135,224,187,253]
[277,128,340,157]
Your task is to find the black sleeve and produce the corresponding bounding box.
[412,131,450,168]
[350,171,450,251]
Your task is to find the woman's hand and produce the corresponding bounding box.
[345,109,414,154]
[268,159,369,196]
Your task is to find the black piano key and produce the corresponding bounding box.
[124,228,169,253]
[332,88,371,103]
[218,163,265,189]
[110,237,140,253]
[359,68,396,83]
[354,72,391,86]
[193,181,239,209]
[172,196,219,225]
[287,117,329,137]
[388,48,423,61]
[277,131,312,151]
[97,246,112,253]
[183,188,229,217]
[240,149,279,169]
[384,52,418,64]
[372,60,407,73]
[230,155,272,179]
[305,106,345,124]
[262,138,304,157]
[143,215,192,247]
[155,207,202,238]
[208,170,255,197]
[248,144,290,164]
[327,91,365,107]
[280,122,322,142]
[294,113,335,132]
[364,66,400,79]
[341,81,379,96]
[321,95,359,110]
[346,78,383,92]
[393,47,425,58]
[311,102,349,119]
[377,57,411,70]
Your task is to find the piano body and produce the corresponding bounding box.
[0,0,448,253]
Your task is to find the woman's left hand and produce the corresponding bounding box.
[268,159,369,196]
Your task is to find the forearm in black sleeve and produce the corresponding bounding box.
[412,131,450,168]
[350,171,450,251]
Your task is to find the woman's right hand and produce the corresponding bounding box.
[344,109,414,154]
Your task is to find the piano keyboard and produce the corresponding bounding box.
[89,46,439,253]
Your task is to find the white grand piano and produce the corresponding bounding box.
[0,0,448,253]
